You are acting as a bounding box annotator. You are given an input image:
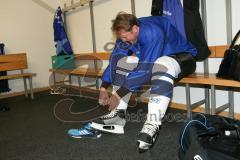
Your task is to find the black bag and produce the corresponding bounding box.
[178,113,240,160]
[217,30,240,80]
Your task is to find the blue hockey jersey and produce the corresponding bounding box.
[101,16,197,91]
[53,7,73,55]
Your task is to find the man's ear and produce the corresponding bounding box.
[132,25,139,33]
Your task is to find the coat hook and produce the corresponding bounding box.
[71,0,76,9]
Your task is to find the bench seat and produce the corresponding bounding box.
[0,73,36,80]
[179,73,240,87]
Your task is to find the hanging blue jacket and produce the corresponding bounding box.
[162,0,186,39]
[53,7,73,55]
[101,16,197,91]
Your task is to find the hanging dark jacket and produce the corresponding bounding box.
[0,43,11,93]
[151,0,211,61]
[183,0,210,61]
[151,0,163,16]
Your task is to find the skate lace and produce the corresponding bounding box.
[141,123,159,137]
[101,110,118,119]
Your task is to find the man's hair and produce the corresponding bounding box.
[111,12,139,32]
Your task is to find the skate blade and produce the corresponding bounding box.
[70,133,102,139]
[90,122,124,134]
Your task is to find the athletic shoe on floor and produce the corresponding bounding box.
[90,109,126,134]
[68,123,101,139]
[137,123,160,153]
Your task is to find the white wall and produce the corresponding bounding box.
[0,0,60,92]
[1,0,240,112]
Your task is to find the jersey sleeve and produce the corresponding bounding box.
[101,39,134,84]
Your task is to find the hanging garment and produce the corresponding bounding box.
[53,7,73,56]
[183,0,211,61]
[162,0,186,39]
[151,0,163,16]
[151,0,210,61]
[151,0,186,39]
[0,43,11,93]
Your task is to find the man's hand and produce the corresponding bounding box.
[98,87,109,106]
[108,93,121,111]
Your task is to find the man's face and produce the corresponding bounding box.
[117,25,139,44]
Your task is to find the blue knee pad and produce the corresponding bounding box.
[150,71,175,98]
[151,79,173,98]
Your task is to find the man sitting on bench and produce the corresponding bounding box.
[92,12,198,152]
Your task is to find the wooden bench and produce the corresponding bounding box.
[178,45,240,119]
[0,53,36,99]
[49,46,240,119]
[49,53,109,90]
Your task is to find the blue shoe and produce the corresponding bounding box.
[68,123,102,139]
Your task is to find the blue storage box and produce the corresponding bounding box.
[51,55,75,69]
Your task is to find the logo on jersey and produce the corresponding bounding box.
[163,10,172,16]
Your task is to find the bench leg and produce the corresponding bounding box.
[228,90,234,118]
[53,72,56,88]
[23,78,28,98]
[204,87,210,114]
[96,78,100,89]
[28,77,34,99]
[78,76,82,97]
[69,75,72,85]
[211,85,216,115]
[185,83,192,119]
